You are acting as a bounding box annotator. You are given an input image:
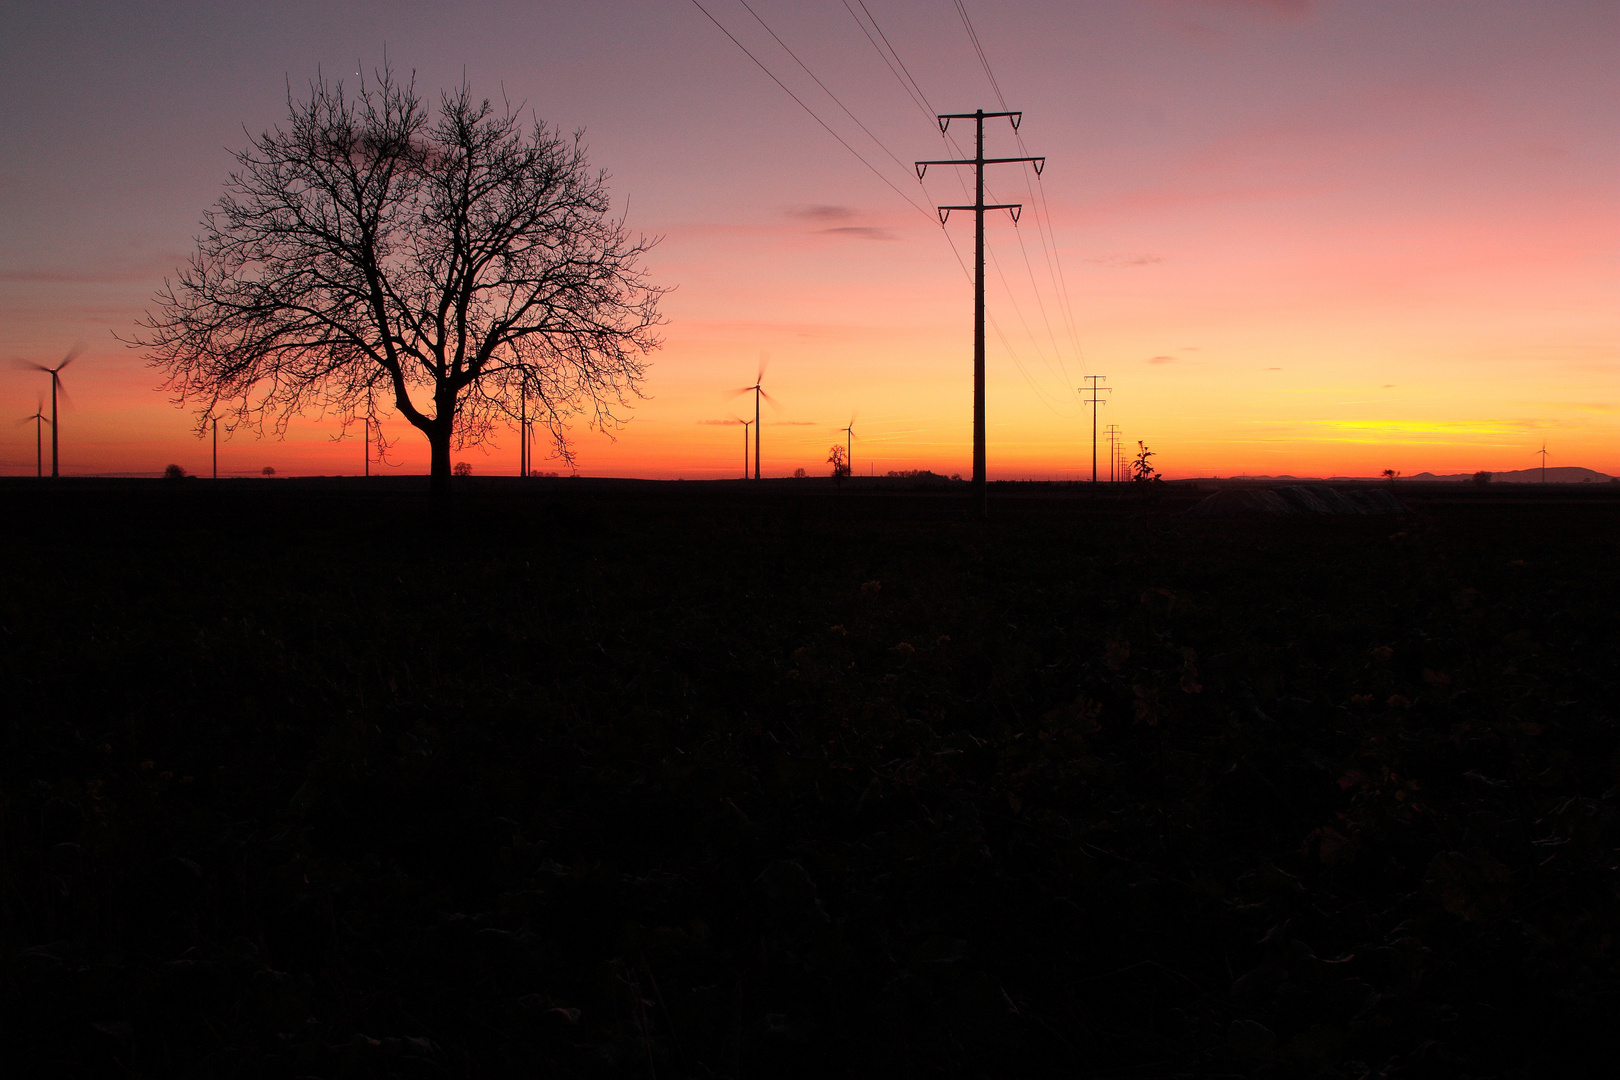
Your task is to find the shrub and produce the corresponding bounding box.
[163,464,186,480]
[1473,471,1492,485]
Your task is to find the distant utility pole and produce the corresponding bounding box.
[518,396,526,478]
[1104,423,1121,483]
[1082,375,1110,484]
[212,417,218,479]
[365,417,371,478]
[917,110,1044,515]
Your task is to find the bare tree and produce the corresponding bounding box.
[828,444,849,487]
[131,66,665,501]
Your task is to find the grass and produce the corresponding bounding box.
[2,478,1616,1077]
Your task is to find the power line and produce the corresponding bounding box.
[842,0,935,123]
[736,0,913,176]
[848,2,1074,417]
[858,1,937,114]
[950,0,1087,377]
[1081,374,1110,484]
[954,0,1008,110]
[689,0,934,220]
[693,1,1075,446]
[918,108,1045,511]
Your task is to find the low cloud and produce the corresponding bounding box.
[773,421,817,426]
[1085,254,1164,267]
[1381,384,1395,388]
[819,226,896,241]
[1186,0,1311,17]
[0,267,171,284]
[698,419,745,426]
[1147,355,1176,364]
[787,204,855,222]
[1264,366,1282,371]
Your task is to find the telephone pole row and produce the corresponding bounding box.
[917,109,1044,515]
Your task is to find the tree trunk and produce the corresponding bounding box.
[429,426,452,504]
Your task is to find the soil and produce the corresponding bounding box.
[2,477,1616,1077]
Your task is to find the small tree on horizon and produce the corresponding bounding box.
[1132,442,1161,484]
[131,65,665,505]
[828,444,849,486]
[1473,470,1492,485]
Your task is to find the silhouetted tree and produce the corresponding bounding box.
[132,65,665,503]
[261,466,275,476]
[453,461,473,477]
[828,445,849,486]
[1132,442,1160,484]
[163,464,186,480]
[1473,470,1492,485]
[1382,468,1400,484]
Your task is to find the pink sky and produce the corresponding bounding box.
[2,0,1615,478]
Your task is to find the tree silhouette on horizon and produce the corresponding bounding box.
[132,65,665,502]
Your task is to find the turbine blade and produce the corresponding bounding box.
[58,341,86,370]
[758,387,780,411]
[757,352,770,381]
[728,386,755,399]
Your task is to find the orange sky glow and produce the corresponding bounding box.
[2,1,1615,480]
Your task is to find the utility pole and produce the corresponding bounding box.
[519,395,526,478]
[212,418,217,479]
[1104,423,1121,483]
[918,110,1044,515]
[365,417,370,478]
[1082,375,1110,484]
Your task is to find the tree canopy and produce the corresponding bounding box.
[133,66,665,498]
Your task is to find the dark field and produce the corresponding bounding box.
[2,478,1617,1078]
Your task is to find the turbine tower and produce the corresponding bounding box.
[19,403,49,478]
[23,345,81,477]
[731,356,775,479]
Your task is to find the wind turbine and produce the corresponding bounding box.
[738,417,753,478]
[839,414,857,479]
[18,402,49,478]
[730,355,775,479]
[1538,441,1549,484]
[21,344,81,477]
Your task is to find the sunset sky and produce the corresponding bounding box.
[2,0,1615,479]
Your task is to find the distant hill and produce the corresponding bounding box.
[1407,467,1614,484]
[1204,467,1614,484]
